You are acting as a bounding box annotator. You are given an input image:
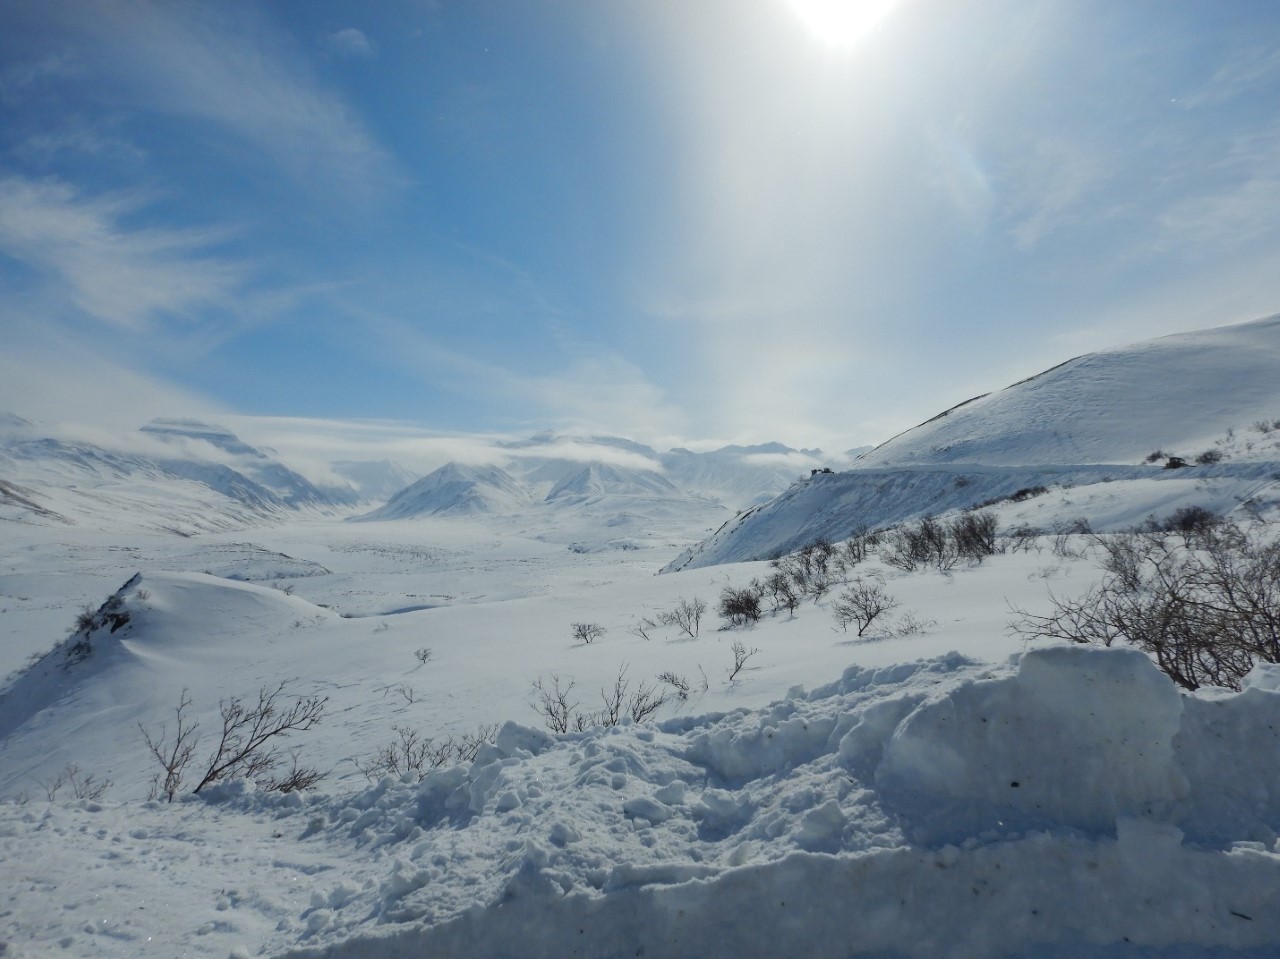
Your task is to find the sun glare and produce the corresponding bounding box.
[785,0,903,48]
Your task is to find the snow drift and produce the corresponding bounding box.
[253,646,1280,958]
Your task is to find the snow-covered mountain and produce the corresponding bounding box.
[0,417,360,532]
[356,462,530,519]
[668,316,1280,570]
[494,432,828,508]
[331,459,420,502]
[544,462,681,502]
[139,419,359,508]
[660,442,831,507]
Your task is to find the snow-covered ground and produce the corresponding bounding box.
[7,318,1280,957]
[4,508,1280,958]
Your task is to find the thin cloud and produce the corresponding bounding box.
[326,28,376,60]
[49,0,404,205]
[0,174,243,330]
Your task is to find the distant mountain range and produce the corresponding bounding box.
[0,415,834,533]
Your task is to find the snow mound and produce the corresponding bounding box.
[237,647,1280,957]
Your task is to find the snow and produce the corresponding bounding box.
[7,632,1280,957]
[1,510,1280,958]
[671,316,1280,570]
[6,318,1280,957]
[856,313,1280,468]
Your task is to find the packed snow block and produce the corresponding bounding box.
[876,645,1187,843]
[1173,668,1280,846]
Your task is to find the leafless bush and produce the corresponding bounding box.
[887,612,939,637]
[629,616,659,641]
[572,622,606,644]
[414,647,432,666]
[840,527,878,566]
[140,688,199,802]
[880,516,960,572]
[355,723,498,782]
[42,763,112,802]
[531,666,667,732]
[762,570,800,615]
[530,674,578,733]
[1012,522,1280,691]
[950,510,1001,561]
[718,585,763,626]
[1051,519,1092,558]
[589,664,667,726]
[832,581,900,637]
[140,682,327,800]
[659,597,707,639]
[657,670,691,701]
[1008,525,1043,554]
[258,751,326,793]
[728,640,760,681]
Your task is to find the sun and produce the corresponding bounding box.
[784,0,904,48]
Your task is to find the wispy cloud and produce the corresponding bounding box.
[325,28,376,60]
[1000,138,1107,251]
[0,174,243,330]
[1177,46,1280,109]
[44,0,403,205]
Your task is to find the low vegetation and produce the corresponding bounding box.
[1012,519,1280,691]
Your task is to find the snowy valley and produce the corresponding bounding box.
[4,318,1280,957]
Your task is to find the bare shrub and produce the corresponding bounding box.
[414,647,432,666]
[887,612,939,637]
[42,763,112,802]
[530,674,578,733]
[1160,505,1221,544]
[531,667,667,731]
[572,622,606,644]
[950,510,1001,561]
[657,670,691,701]
[762,570,799,615]
[1195,449,1223,465]
[659,597,707,639]
[718,585,763,627]
[881,516,959,572]
[1012,522,1280,691]
[728,640,760,681]
[258,752,326,793]
[832,581,900,637]
[1008,525,1043,553]
[140,688,199,802]
[141,682,327,800]
[589,665,667,726]
[355,723,497,782]
[629,616,659,641]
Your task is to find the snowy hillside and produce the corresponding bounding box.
[858,313,1280,468]
[670,316,1280,570]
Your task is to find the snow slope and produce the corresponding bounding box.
[857,313,1280,468]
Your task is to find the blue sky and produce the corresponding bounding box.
[3,0,1280,456]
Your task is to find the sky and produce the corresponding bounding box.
[3,0,1280,458]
